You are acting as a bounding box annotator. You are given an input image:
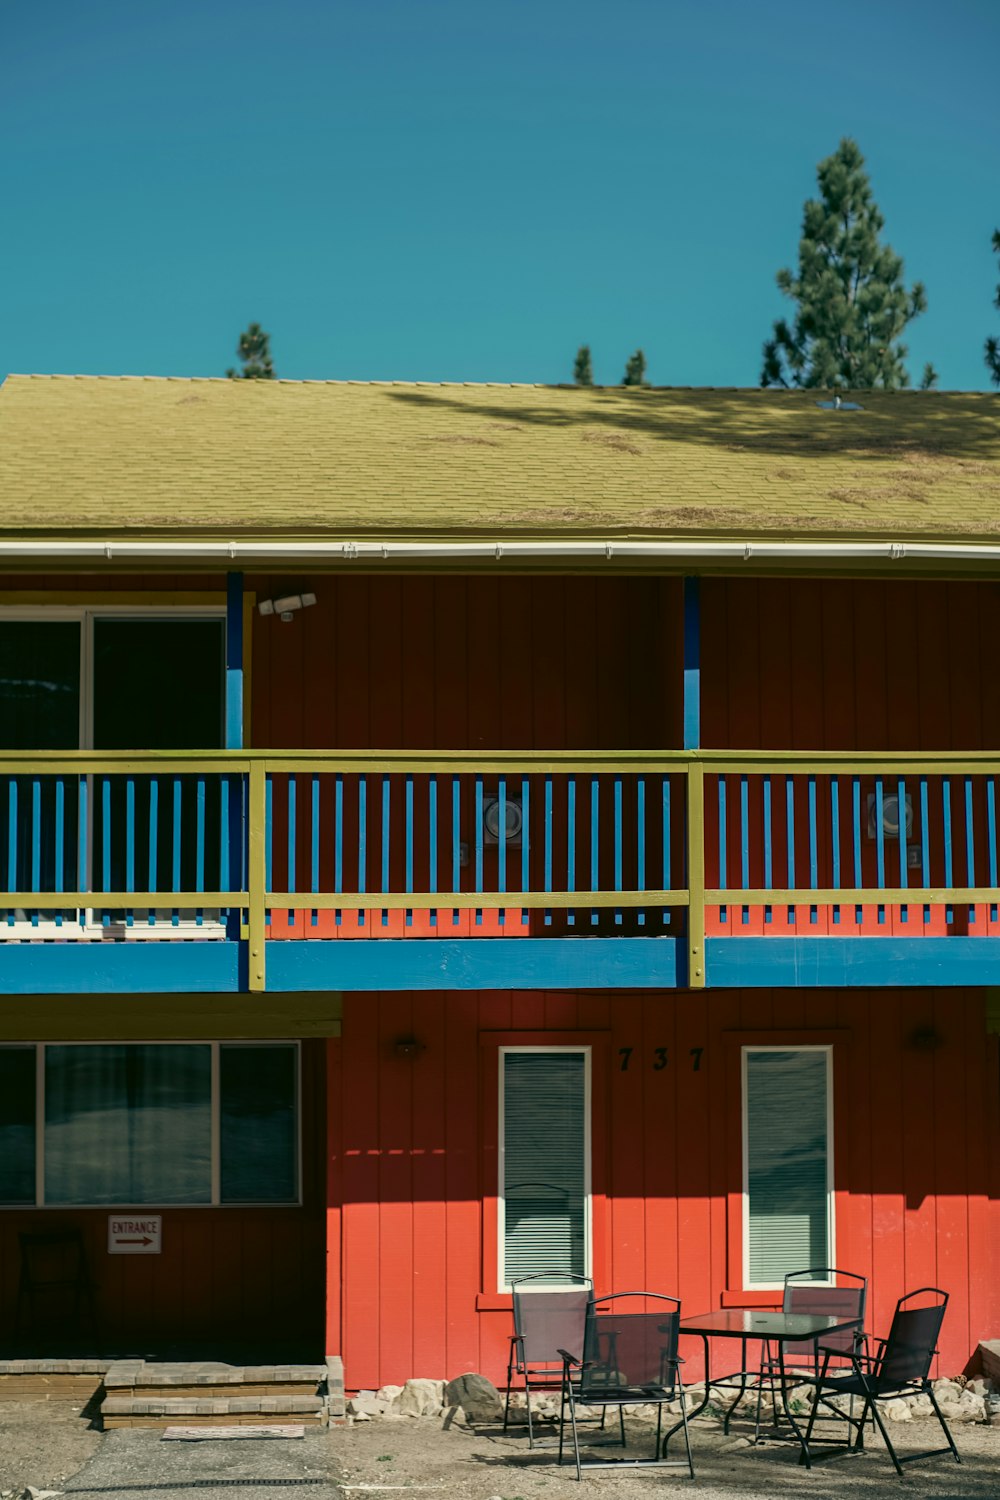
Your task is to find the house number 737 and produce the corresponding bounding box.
[618,1047,704,1072]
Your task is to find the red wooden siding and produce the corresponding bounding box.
[328,989,1000,1388]
[701,577,1000,751]
[0,1040,327,1356]
[249,575,683,751]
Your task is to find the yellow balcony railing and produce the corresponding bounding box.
[2,749,1000,989]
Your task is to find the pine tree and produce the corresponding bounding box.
[760,139,931,390]
[573,345,594,386]
[226,322,276,380]
[622,349,649,387]
[985,229,1000,389]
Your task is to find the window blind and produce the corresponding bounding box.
[746,1049,829,1285]
[502,1052,586,1284]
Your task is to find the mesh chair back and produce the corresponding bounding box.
[512,1274,592,1365]
[578,1293,681,1401]
[517,1291,591,1366]
[878,1290,947,1385]
[783,1269,867,1356]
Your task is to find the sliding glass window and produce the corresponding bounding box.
[0,1043,299,1207]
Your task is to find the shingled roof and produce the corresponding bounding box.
[0,374,997,544]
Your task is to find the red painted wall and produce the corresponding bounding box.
[327,988,1000,1388]
[701,577,1000,751]
[249,574,683,750]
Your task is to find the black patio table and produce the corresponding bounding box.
[663,1309,863,1468]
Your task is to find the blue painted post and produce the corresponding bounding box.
[683,578,701,752]
[225,573,244,946]
[225,573,244,751]
[683,579,704,979]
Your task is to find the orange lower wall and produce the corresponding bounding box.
[328,988,1000,1388]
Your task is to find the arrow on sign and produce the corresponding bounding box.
[118,1237,153,1246]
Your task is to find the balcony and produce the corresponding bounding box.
[3,750,1000,994]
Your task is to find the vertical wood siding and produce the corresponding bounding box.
[701,577,1000,751]
[250,575,683,751]
[330,989,1000,1389]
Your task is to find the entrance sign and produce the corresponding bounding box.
[108,1215,162,1255]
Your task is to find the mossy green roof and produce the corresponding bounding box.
[0,373,997,542]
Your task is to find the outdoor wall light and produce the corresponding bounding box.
[393,1036,424,1060]
[258,592,317,622]
[866,791,913,840]
[483,794,523,846]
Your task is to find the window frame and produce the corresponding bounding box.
[0,1039,301,1210]
[0,604,228,939]
[0,604,227,752]
[497,1044,593,1293]
[740,1043,835,1292]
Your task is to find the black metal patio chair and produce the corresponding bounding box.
[802,1286,960,1477]
[754,1266,867,1440]
[558,1291,694,1480]
[503,1272,593,1447]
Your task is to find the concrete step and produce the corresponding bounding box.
[102,1394,326,1429]
[0,1359,110,1401]
[100,1361,330,1429]
[105,1360,326,1396]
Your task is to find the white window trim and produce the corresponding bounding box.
[497,1044,592,1293]
[741,1044,835,1291]
[0,1040,301,1210]
[0,605,227,940]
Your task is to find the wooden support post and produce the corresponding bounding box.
[225,573,245,947]
[687,763,706,989]
[684,579,706,986]
[225,572,245,751]
[248,760,266,993]
[683,577,701,752]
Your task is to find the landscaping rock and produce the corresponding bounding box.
[443,1372,503,1422]
[397,1378,445,1417]
[881,1398,912,1422]
[346,1394,385,1419]
[375,1383,404,1409]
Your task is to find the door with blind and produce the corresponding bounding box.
[742,1046,834,1288]
[498,1047,590,1290]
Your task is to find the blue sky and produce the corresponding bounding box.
[2,0,997,388]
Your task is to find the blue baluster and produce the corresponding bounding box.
[763,775,772,924]
[148,777,159,926]
[172,777,182,926]
[287,775,296,928]
[613,775,623,926]
[311,775,320,927]
[126,775,135,927]
[544,775,553,926]
[520,776,530,930]
[451,775,460,927]
[55,776,64,928]
[590,776,599,926]
[497,776,506,899]
[831,776,840,925]
[566,776,576,927]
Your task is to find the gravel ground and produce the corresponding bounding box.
[0,1402,997,1500]
[0,1401,102,1495]
[335,1410,1000,1500]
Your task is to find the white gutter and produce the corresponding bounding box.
[0,538,999,565]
